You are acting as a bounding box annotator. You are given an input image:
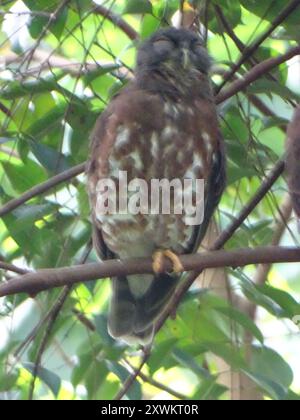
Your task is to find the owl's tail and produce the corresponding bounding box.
[108,274,178,345]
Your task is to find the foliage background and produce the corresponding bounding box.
[0,0,300,400]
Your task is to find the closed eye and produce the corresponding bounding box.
[153,38,174,53]
[193,42,204,54]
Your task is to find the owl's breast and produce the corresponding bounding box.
[90,96,219,259]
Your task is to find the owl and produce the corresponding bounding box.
[87,27,226,345]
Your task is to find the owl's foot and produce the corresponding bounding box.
[152,250,184,274]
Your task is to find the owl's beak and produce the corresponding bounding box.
[181,48,190,70]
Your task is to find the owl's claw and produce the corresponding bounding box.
[152,250,184,274]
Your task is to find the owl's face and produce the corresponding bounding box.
[137,28,211,75]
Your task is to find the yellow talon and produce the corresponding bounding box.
[152,250,184,274]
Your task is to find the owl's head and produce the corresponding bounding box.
[136,27,211,76]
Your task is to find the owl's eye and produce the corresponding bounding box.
[153,38,174,53]
[193,42,204,55]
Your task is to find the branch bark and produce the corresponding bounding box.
[0,102,12,118]
[1,246,300,298]
[216,46,300,104]
[215,0,300,92]
[94,5,138,40]
[0,162,86,218]
[0,260,29,275]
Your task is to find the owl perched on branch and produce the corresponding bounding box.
[87,28,226,345]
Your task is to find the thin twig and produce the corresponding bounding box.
[124,359,187,399]
[253,194,293,287]
[0,162,86,218]
[114,350,150,400]
[0,102,12,118]
[28,286,71,400]
[28,244,92,400]
[216,46,300,104]
[214,5,297,109]
[0,260,29,275]
[94,5,138,40]
[213,160,285,249]
[215,0,300,93]
[0,10,53,18]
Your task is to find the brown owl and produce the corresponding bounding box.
[87,27,226,345]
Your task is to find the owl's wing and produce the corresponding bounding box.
[189,134,226,254]
[286,106,300,223]
[187,97,226,253]
[87,106,116,261]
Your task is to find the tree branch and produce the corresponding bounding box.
[253,194,293,288]
[124,359,187,400]
[28,243,92,400]
[0,101,12,118]
[214,160,285,249]
[216,46,300,104]
[0,162,86,218]
[94,5,138,41]
[215,0,300,92]
[0,260,29,275]
[0,246,300,298]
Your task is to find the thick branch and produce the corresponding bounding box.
[0,247,300,298]
[0,162,85,218]
[216,46,300,104]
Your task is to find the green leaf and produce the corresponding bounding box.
[210,0,242,33]
[123,0,153,15]
[1,160,46,193]
[240,0,300,27]
[0,72,65,99]
[172,348,212,379]
[241,277,286,318]
[247,80,300,102]
[243,370,287,401]
[83,64,121,86]
[251,346,294,389]
[140,14,161,39]
[152,0,178,20]
[0,364,19,392]
[257,285,300,319]
[148,338,178,374]
[23,362,61,397]
[203,341,246,369]
[26,103,67,138]
[193,378,228,400]
[243,346,293,400]
[28,140,70,174]
[24,0,68,40]
[215,307,264,344]
[72,342,109,399]
[106,361,142,400]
